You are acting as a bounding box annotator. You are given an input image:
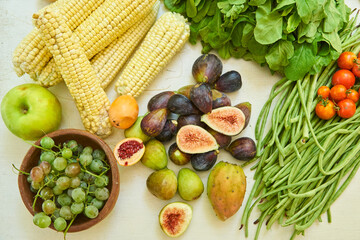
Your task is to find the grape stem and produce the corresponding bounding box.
[12,164,29,175]
[63,214,78,240]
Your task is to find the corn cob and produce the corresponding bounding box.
[12,0,105,77]
[91,0,160,89]
[115,12,190,97]
[36,0,157,87]
[34,8,112,138]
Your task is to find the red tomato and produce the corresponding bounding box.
[346,89,359,103]
[337,51,357,69]
[337,99,356,118]
[331,69,356,89]
[352,62,360,77]
[315,100,336,120]
[317,86,330,99]
[330,85,347,102]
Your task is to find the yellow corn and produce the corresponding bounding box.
[13,0,105,77]
[115,12,190,97]
[91,0,160,89]
[36,0,157,87]
[34,8,112,138]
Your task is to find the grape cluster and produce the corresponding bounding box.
[27,137,111,233]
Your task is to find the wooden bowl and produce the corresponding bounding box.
[18,129,120,232]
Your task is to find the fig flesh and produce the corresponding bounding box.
[146,169,177,200]
[226,137,257,161]
[178,168,204,201]
[141,139,167,170]
[201,106,245,136]
[206,127,231,149]
[211,89,231,109]
[192,54,223,84]
[155,119,178,142]
[167,94,201,115]
[190,83,213,113]
[177,114,206,130]
[177,85,194,99]
[141,108,168,137]
[215,70,242,93]
[191,150,219,171]
[159,202,192,238]
[176,125,218,154]
[168,143,191,165]
[234,102,251,128]
[113,138,145,166]
[124,116,151,143]
[148,91,175,112]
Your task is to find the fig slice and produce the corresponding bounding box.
[159,202,192,238]
[176,125,218,154]
[113,138,145,166]
[201,106,245,136]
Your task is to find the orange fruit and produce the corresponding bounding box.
[109,95,139,129]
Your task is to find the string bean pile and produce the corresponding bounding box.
[241,12,360,240]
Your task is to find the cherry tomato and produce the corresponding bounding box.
[317,86,330,99]
[337,51,357,69]
[346,89,359,103]
[331,69,356,89]
[352,62,360,77]
[337,99,356,118]
[315,100,336,120]
[330,85,347,102]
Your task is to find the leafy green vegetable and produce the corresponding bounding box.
[165,0,351,80]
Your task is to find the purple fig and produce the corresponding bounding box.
[192,54,223,84]
[155,119,178,142]
[147,91,175,112]
[211,89,231,109]
[234,102,251,128]
[177,114,206,130]
[226,137,256,161]
[167,94,201,115]
[190,83,213,113]
[140,108,168,137]
[215,71,242,93]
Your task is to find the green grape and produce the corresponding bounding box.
[86,195,94,203]
[30,185,38,193]
[39,161,51,175]
[53,157,67,171]
[70,177,81,188]
[82,172,94,183]
[40,137,55,149]
[94,175,109,188]
[65,162,81,177]
[33,212,52,228]
[54,217,67,231]
[78,172,85,180]
[89,159,104,173]
[30,166,45,183]
[66,140,78,153]
[72,188,86,203]
[70,202,84,214]
[57,193,72,206]
[62,148,73,159]
[53,185,63,195]
[31,180,42,190]
[88,185,97,196]
[76,144,84,155]
[67,189,73,197]
[90,198,104,210]
[84,205,99,219]
[44,174,56,188]
[56,176,71,190]
[52,209,60,221]
[79,153,93,167]
[82,146,93,155]
[80,181,87,189]
[27,175,32,183]
[59,206,73,221]
[40,151,55,163]
[42,200,56,215]
[92,149,106,160]
[95,187,109,201]
[40,187,54,200]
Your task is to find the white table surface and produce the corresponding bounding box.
[1,0,360,239]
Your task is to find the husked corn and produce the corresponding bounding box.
[34,8,112,137]
[36,0,157,87]
[115,12,190,97]
[13,0,105,77]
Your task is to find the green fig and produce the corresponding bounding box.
[178,168,204,201]
[124,116,151,143]
[141,139,167,170]
[146,169,177,200]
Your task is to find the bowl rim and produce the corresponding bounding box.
[18,128,120,233]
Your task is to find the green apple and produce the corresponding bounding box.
[1,83,62,140]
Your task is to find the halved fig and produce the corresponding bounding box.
[176,125,218,154]
[113,138,145,166]
[159,202,192,238]
[201,106,245,136]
